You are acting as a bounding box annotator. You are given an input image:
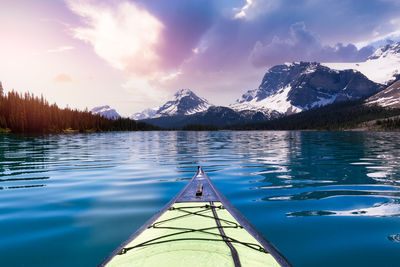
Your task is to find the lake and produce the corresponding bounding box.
[1,131,399,266]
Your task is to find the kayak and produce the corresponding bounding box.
[99,167,291,267]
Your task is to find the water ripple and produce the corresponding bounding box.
[1,131,400,266]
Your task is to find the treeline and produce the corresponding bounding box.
[376,118,400,130]
[0,90,158,133]
[230,99,400,130]
[181,124,219,131]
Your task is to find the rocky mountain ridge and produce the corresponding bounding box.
[366,79,400,108]
[230,62,383,115]
[90,105,120,119]
[131,89,212,120]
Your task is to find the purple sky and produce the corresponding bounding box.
[1,0,400,116]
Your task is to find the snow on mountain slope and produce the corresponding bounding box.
[323,42,400,85]
[230,84,302,115]
[131,107,159,120]
[231,62,382,115]
[365,80,400,108]
[132,89,213,119]
[155,89,212,117]
[90,105,121,119]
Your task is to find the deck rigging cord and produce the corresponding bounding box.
[119,203,267,255]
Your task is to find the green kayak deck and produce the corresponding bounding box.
[99,167,291,267]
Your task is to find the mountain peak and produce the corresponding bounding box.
[368,42,400,60]
[155,89,212,118]
[91,105,120,119]
[174,89,194,98]
[131,107,159,120]
[132,89,213,119]
[91,105,110,113]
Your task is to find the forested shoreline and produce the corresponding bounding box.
[177,100,400,131]
[0,90,158,134]
[376,118,400,130]
[1,89,400,134]
[230,99,400,131]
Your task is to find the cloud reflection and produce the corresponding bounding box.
[287,200,400,218]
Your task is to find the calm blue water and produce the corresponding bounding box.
[1,131,400,266]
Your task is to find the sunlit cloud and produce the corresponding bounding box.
[47,46,75,53]
[234,0,280,20]
[234,0,253,19]
[159,70,183,82]
[31,46,75,56]
[354,17,400,48]
[355,30,400,49]
[67,0,164,78]
[53,73,72,83]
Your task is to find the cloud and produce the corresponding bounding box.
[67,0,164,78]
[61,0,400,109]
[250,22,375,67]
[355,18,400,48]
[234,0,253,19]
[47,46,75,53]
[234,0,280,20]
[154,0,216,70]
[53,73,72,83]
[31,46,75,56]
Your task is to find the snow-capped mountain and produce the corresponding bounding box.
[132,89,213,119]
[231,62,383,115]
[365,79,400,108]
[90,105,121,119]
[131,107,159,120]
[141,106,274,129]
[323,42,400,85]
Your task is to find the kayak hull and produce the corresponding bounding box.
[99,168,291,267]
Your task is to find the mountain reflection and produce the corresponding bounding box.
[0,134,51,190]
[0,133,115,190]
[250,131,400,218]
[1,131,399,218]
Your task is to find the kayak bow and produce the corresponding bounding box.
[99,167,291,267]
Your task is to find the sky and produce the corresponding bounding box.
[1,0,400,116]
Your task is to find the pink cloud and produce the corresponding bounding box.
[53,73,72,83]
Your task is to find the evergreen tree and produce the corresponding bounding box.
[0,90,158,133]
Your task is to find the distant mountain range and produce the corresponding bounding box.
[141,106,273,129]
[131,108,158,121]
[92,42,400,128]
[140,61,384,128]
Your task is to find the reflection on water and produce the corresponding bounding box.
[1,131,400,267]
[244,132,400,220]
[388,233,400,242]
[287,200,400,217]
